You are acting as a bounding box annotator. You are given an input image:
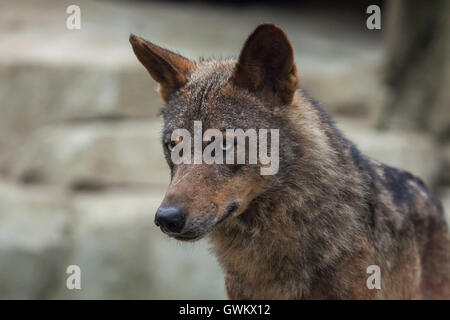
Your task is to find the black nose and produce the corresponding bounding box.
[155,207,186,234]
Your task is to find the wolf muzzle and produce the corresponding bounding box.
[154,206,186,234]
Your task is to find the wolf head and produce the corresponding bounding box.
[130,23,301,241]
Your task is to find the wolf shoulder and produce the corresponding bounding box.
[365,157,445,230]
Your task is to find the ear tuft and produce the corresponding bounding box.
[229,23,300,105]
[129,34,194,102]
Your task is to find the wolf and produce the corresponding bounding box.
[130,23,450,299]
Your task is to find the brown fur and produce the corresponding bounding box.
[130,24,450,299]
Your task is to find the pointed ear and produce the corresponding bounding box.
[228,23,300,105]
[129,34,194,102]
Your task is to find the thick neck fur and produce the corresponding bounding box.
[209,91,371,299]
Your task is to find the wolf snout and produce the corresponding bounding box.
[155,206,186,234]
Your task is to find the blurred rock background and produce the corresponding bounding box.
[0,0,448,299]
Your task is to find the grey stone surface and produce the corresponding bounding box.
[0,65,161,177]
[56,190,159,299]
[0,183,226,299]
[50,189,225,299]
[12,120,169,188]
[0,183,71,299]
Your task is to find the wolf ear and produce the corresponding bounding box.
[227,23,300,106]
[129,34,194,102]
